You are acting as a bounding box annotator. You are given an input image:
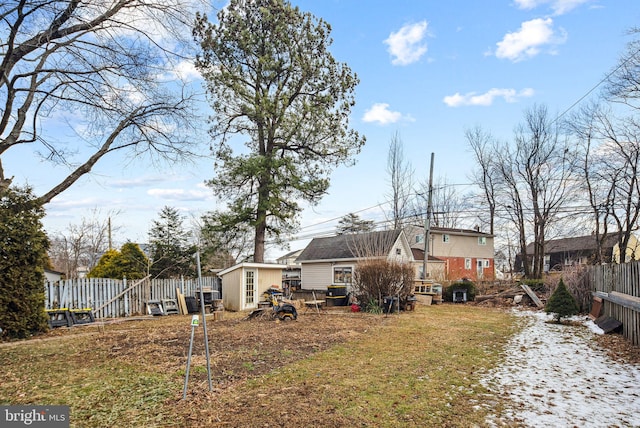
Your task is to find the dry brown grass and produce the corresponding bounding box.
[0,305,517,427]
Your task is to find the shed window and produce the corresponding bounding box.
[245,270,255,304]
[333,266,353,284]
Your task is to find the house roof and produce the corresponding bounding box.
[296,229,402,262]
[410,248,444,263]
[430,226,493,237]
[525,234,620,254]
[276,249,303,262]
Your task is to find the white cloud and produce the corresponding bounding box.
[169,60,202,82]
[384,21,428,66]
[147,188,210,201]
[362,103,405,124]
[443,88,535,107]
[494,18,566,62]
[513,0,591,15]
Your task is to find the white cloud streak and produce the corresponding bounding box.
[494,18,566,62]
[384,21,428,66]
[147,188,210,201]
[443,88,535,107]
[513,0,591,15]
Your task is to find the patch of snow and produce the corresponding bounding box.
[481,310,640,427]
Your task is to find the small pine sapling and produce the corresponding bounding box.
[545,278,579,322]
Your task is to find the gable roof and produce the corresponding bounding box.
[525,234,620,254]
[296,230,402,262]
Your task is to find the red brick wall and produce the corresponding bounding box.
[440,257,495,281]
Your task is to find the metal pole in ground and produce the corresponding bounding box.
[182,315,199,399]
[196,251,213,391]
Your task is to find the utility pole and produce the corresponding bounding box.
[108,217,112,250]
[422,153,434,284]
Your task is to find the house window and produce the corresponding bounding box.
[442,234,450,243]
[465,258,472,269]
[478,236,487,245]
[396,248,401,256]
[333,266,353,284]
[415,235,424,243]
[484,259,490,268]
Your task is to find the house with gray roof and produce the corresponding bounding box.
[517,233,640,272]
[295,229,413,297]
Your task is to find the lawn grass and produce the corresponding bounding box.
[0,304,517,427]
[206,305,517,427]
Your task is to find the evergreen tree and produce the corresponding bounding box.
[117,243,149,280]
[545,278,579,322]
[87,249,120,279]
[194,0,365,262]
[88,243,149,280]
[148,207,195,278]
[0,186,49,338]
[336,213,376,235]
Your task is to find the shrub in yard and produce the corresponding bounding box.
[545,277,579,322]
[444,280,476,302]
[0,186,50,339]
[351,259,414,312]
[545,267,591,312]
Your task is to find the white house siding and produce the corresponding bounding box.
[300,263,335,290]
[430,232,494,259]
[387,236,413,264]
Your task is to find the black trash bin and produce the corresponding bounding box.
[383,296,399,313]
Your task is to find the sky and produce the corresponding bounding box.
[6,0,640,261]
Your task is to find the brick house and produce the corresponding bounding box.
[406,225,496,281]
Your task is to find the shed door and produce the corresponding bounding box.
[244,269,257,309]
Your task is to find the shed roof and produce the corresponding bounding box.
[218,262,284,277]
[296,230,402,262]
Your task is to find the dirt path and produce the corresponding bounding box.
[481,310,640,427]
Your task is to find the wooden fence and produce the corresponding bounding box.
[44,277,220,319]
[585,261,640,346]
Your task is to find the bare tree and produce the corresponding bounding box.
[570,103,640,262]
[492,105,577,278]
[523,105,576,277]
[386,132,414,229]
[48,209,120,278]
[466,125,499,235]
[0,1,201,203]
[604,27,640,110]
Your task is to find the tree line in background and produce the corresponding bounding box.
[3,1,640,337]
[380,28,640,280]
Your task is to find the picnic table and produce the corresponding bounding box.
[304,299,325,313]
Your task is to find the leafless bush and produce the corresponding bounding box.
[352,259,414,308]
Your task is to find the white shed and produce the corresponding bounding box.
[218,262,285,311]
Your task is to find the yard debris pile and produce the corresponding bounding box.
[473,283,544,308]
